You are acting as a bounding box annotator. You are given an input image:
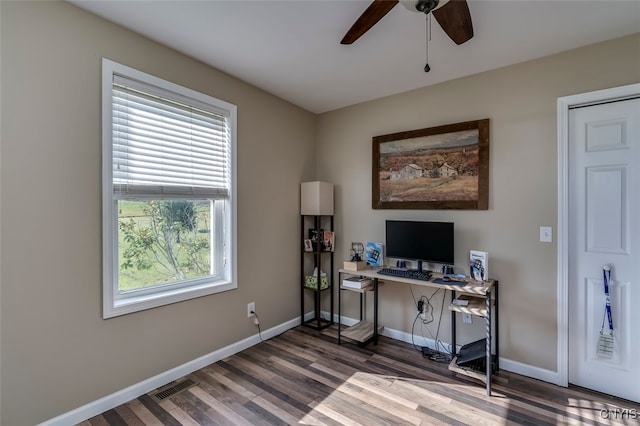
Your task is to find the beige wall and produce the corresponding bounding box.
[0,1,316,424]
[317,34,640,372]
[1,1,638,423]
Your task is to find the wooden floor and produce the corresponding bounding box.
[83,326,639,425]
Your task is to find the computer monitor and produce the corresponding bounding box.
[385,220,454,271]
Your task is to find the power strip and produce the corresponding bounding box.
[421,346,451,363]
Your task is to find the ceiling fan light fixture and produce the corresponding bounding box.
[415,0,439,14]
[400,0,448,13]
[342,0,471,46]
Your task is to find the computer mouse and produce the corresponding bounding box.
[442,276,451,282]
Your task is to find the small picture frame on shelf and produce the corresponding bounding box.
[308,229,322,251]
[322,231,335,252]
[303,239,313,252]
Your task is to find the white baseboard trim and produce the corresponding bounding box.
[498,357,559,385]
[42,311,560,425]
[380,325,462,354]
[333,312,460,353]
[38,316,302,426]
[332,311,559,386]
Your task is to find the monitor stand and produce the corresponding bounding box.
[417,260,424,273]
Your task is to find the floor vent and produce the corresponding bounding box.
[149,378,197,402]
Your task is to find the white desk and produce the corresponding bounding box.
[337,267,499,396]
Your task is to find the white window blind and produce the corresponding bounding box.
[112,75,231,200]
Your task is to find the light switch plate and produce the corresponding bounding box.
[540,226,553,243]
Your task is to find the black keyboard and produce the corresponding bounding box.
[377,268,432,281]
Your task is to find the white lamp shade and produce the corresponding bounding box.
[301,181,334,216]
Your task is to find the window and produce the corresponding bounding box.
[102,58,237,318]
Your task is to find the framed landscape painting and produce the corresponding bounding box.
[372,119,489,210]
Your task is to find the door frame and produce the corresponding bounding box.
[556,83,640,387]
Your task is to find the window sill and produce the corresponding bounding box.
[103,279,236,319]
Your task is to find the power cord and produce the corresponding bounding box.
[250,310,264,341]
[410,287,451,362]
[411,287,425,350]
[410,292,435,351]
[430,289,452,358]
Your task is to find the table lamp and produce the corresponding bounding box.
[300,181,334,216]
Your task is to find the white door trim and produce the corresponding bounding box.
[556,83,640,387]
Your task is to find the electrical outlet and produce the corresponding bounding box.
[247,302,255,318]
[462,313,473,324]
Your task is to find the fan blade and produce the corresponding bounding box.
[432,0,473,45]
[341,0,399,45]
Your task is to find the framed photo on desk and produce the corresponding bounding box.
[365,241,383,267]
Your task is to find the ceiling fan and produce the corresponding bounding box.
[341,0,473,46]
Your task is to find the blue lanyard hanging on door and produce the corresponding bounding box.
[603,265,614,333]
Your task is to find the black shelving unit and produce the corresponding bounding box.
[301,215,334,330]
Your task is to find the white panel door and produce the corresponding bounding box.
[568,98,639,402]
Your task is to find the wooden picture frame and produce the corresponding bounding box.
[372,119,489,210]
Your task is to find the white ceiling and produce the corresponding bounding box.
[70,0,640,114]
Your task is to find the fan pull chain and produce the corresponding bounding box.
[424,13,431,72]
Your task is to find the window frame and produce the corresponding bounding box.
[102,58,237,319]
